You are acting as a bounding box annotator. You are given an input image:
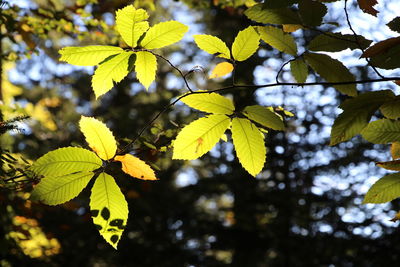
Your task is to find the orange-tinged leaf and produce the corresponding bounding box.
[282,24,302,33]
[392,142,400,159]
[361,37,400,58]
[209,62,234,79]
[114,154,157,180]
[376,159,400,171]
[357,0,378,17]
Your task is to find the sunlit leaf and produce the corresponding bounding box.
[114,154,157,180]
[361,119,400,144]
[79,116,117,160]
[180,92,235,115]
[244,4,301,24]
[193,34,231,59]
[140,21,188,49]
[209,62,234,79]
[363,173,400,204]
[231,118,266,177]
[91,51,133,98]
[257,26,297,55]
[116,6,149,47]
[135,51,157,90]
[173,115,230,160]
[90,173,128,249]
[242,105,285,131]
[290,58,308,83]
[231,26,260,61]
[59,46,123,66]
[31,172,94,205]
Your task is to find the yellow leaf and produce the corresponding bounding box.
[209,62,234,79]
[79,116,117,160]
[231,26,260,61]
[114,154,157,180]
[392,142,400,159]
[135,51,157,90]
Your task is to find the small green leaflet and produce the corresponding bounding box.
[363,173,400,204]
[304,52,357,97]
[231,118,266,177]
[244,4,301,25]
[90,172,128,249]
[31,147,102,177]
[242,105,285,131]
[193,34,231,59]
[180,92,235,115]
[91,51,133,99]
[361,119,400,144]
[290,58,308,83]
[140,21,189,49]
[172,114,230,160]
[257,26,297,55]
[31,172,94,205]
[135,51,157,90]
[308,33,372,52]
[380,96,400,119]
[231,26,260,62]
[59,46,123,66]
[116,6,149,48]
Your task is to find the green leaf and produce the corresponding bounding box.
[298,0,327,26]
[380,96,400,119]
[115,6,149,47]
[244,4,301,25]
[361,119,400,144]
[376,160,400,171]
[262,0,297,9]
[31,147,102,177]
[290,58,308,83]
[330,90,395,145]
[392,142,400,160]
[242,105,285,131]
[172,114,230,160]
[363,173,400,204]
[90,173,128,249]
[231,26,260,61]
[308,33,372,52]
[257,26,297,55]
[231,118,266,177]
[304,52,357,96]
[59,46,123,66]
[135,51,157,90]
[180,92,235,115]
[387,17,400,33]
[193,34,231,59]
[140,21,189,49]
[92,51,133,99]
[31,172,94,205]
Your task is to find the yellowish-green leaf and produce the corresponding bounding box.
[180,92,235,115]
[376,160,400,171]
[193,34,231,59]
[257,26,297,55]
[140,21,189,49]
[304,52,357,96]
[90,173,128,249]
[231,118,266,177]
[290,58,308,83]
[361,119,400,144]
[392,142,400,159]
[231,26,260,61]
[116,6,149,47]
[135,51,157,90]
[79,116,117,160]
[380,97,400,119]
[363,173,400,204]
[91,51,133,98]
[242,105,285,131]
[31,147,102,177]
[209,62,234,79]
[173,115,230,160]
[59,46,123,66]
[114,154,157,180]
[31,172,94,205]
[244,4,301,24]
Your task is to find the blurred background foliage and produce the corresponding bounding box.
[1,0,400,266]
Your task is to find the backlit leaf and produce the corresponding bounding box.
[282,24,302,33]
[231,118,266,177]
[244,4,301,24]
[59,46,124,66]
[79,116,117,160]
[31,172,94,205]
[361,119,400,144]
[242,105,285,131]
[357,0,378,17]
[173,115,230,160]
[376,160,400,171]
[193,34,231,59]
[135,51,157,90]
[363,173,400,204]
[387,17,400,33]
[180,92,235,115]
[140,21,188,49]
[114,154,157,180]
[209,62,234,79]
[298,0,327,26]
[31,147,102,177]
[257,26,297,55]
[90,173,128,249]
[304,52,357,96]
[308,33,372,52]
[231,26,260,61]
[290,58,308,83]
[361,37,400,58]
[116,6,149,47]
[380,96,400,119]
[392,142,400,160]
[91,51,133,98]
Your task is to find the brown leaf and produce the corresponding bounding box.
[361,37,400,58]
[357,0,379,17]
[376,159,400,171]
